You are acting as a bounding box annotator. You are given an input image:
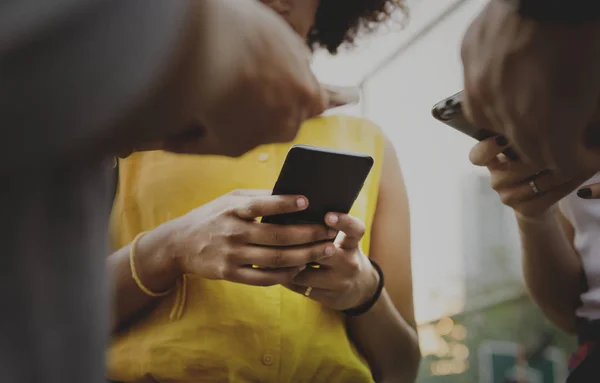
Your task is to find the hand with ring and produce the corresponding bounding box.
[469,136,593,220]
[283,213,379,312]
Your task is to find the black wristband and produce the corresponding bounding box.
[342,258,384,317]
[503,0,600,24]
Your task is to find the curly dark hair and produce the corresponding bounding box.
[307,0,407,54]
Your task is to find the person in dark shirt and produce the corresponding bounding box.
[0,0,326,382]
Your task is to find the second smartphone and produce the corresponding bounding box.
[431,90,518,160]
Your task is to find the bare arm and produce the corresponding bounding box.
[518,208,583,333]
[109,191,340,332]
[347,138,420,383]
[109,222,181,332]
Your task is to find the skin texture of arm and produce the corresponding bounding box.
[518,208,584,333]
[347,138,420,383]
[109,222,181,332]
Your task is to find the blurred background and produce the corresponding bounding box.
[312,0,575,381]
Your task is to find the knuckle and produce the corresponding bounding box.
[270,250,285,268]
[499,191,518,207]
[311,227,327,242]
[469,147,486,166]
[227,226,247,242]
[247,201,261,216]
[468,150,480,166]
[271,230,286,245]
[355,221,366,237]
[220,265,236,281]
[346,258,360,272]
[223,248,238,265]
[490,177,503,192]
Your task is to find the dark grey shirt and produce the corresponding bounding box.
[0,0,187,381]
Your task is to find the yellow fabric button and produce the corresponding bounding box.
[262,353,274,366]
[258,153,269,162]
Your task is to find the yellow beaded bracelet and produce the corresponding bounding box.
[130,231,172,297]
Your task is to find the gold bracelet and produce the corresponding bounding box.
[130,231,172,297]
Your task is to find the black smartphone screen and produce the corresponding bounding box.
[261,144,374,225]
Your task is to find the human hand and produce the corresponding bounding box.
[283,213,379,311]
[124,84,355,156]
[461,0,600,176]
[166,0,328,157]
[163,190,337,286]
[469,136,593,220]
[574,176,600,200]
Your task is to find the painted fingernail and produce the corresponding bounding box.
[327,214,339,224]
[324,246,335,256]
[495,136,508,146]
[296,197,307,208]
[578,188,592,199]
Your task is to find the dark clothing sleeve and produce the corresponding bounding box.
[0,1,187,382]
[0,0,188,175]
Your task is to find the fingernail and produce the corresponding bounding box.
[328,229,338,238]
[327,214,339,224]
[578,188,592,199]
[296,197,307,208]
[324,246,335,256]
[495,136,508,146]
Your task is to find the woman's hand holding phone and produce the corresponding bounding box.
[153,190,337,287]
[283,213,379,311]
[469,137,592,221]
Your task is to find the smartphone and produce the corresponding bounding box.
[261,145,374,225]
[431,90,518,160]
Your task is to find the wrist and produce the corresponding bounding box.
[133,226,181,294]
[358,262,380,307]
[502,0,600,23]
[343,258,385,317]
[515,205,560,224]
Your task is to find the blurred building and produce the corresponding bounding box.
[312,0,578,381]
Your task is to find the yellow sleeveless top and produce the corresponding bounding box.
[109,115,385,383]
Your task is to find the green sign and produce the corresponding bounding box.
[478,341,567,383]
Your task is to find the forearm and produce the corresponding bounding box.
[518,210,584,333]
[347,290,420,383]
[109,223,180,332]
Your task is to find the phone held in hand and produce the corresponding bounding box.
[431,90,519,160]
[261,144,373,225]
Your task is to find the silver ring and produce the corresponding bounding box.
[529,180,541,196]
[304,286,313,297]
